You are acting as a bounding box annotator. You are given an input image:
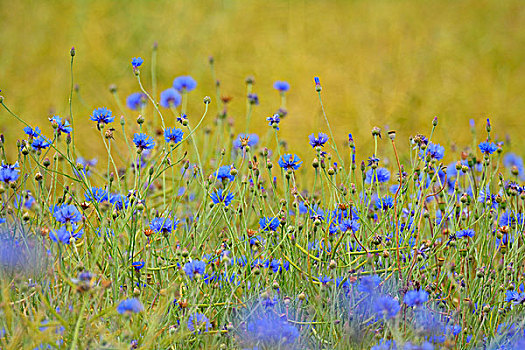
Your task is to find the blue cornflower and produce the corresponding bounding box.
[456,229,475,239]
[233,133,259,149]
[375,196,394,210]
[173,76,197,92]
[278,154,302,171]
[164,127,184,144]
[109,193,129,210]
[266,114,281,129]
[126,92,147,110]
[187,313,210,333]
[0,162,19,183]
[49,225,84,244]
[419,142,445,161]
[373,296,400,319]
[214,165,235,182]
[245,314,300,347]
[24,126,41,138]
[132,261,145,271]
[503,153,524,174]
[308,132,329,148]
[84,187,109,203]
[51,204,82,224]
[247,93,259,105]
[90,107,114,125]
[75,157,97,178]
[184,260,206,279]
[259,217,280,231]
[13,191,35,209]
[358,275,381,294]
[404,289,429,307]
[479,141,498,155]
[273,80,290,92]
[31,136,51,151]
[117,298,144,314]
[149,217,176,234]
[49,115,72,135]
[365,167,390,184]
[177,113,188,124]
[338,218,360,232]
[210,189,235,206]
[133,133,155,151]
[160,88,182,108]
[367,155,380,167]
[131,57,143,68]
[314,76,321,85]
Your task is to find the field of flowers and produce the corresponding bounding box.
[1,47,525,349]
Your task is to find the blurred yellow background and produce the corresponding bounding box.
[0,0,524,159]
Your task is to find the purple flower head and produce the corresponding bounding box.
[160,88,182,108]
[184,260,206,279]
[49,115,72,135]
[375,196,394,210]
[309,132,329,148]
[31,136,51,151]
[259,217,280,231]
[131,57,143,68]
[210,189,235,206]
[213,165,235,182]
[24,126,41,138]
[420,142,444,160]
[49,225,84,244]
[149,217,177,234]
[84,187,109,203]
[456,229,475,239]
[133,133,155,151]
[247,93,259,105]
[117,298,144,314]
[126,92,147,110]
[273,80,290,92]
[173,76,197,92]
[479,141,498,155]
[338,218,360,233]
[164,127,184,144]
[90,107,114,125]
[109,193,129,210]
[278,154,302,171]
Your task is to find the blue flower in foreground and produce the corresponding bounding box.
[365,167,390,184]
[133,133,155,151]
[214,165,235,182]
[278,154,302,170]
[309,132,329,148]
[373,296,400,319]
[259,217,280,231]
[131,57,143,68]
[479,141,498,155]
[164,127,184,144]
[109,193,129,210]
[456,229,475,239]
[51,204,82,224]
[49,225,84,244]
[160,88,182,108]
[90,107,114,125]
[149,217,176,234]
[84,187,109,203]
[423,142,445,160]
[266,114,281,130]
[358,275,381,294]
[126,92,147,110]
[24,126,41,138]
[132,261,145,271]
[184,260,206,279]
[117,298,144,314]
[210,189,235,206]
[31,136,51,151]
[0,162,19,183]
[338,218,360,232]
[404,289,429,307]
[49,115,72,135]
[173,75,197,92]
[187,313,210,333]
[273,80,290,92]
[245,314,300,346]
[375,196,394,210]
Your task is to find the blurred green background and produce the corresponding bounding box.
[0,0,524,158]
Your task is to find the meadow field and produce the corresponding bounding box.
[0,0,525,349]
